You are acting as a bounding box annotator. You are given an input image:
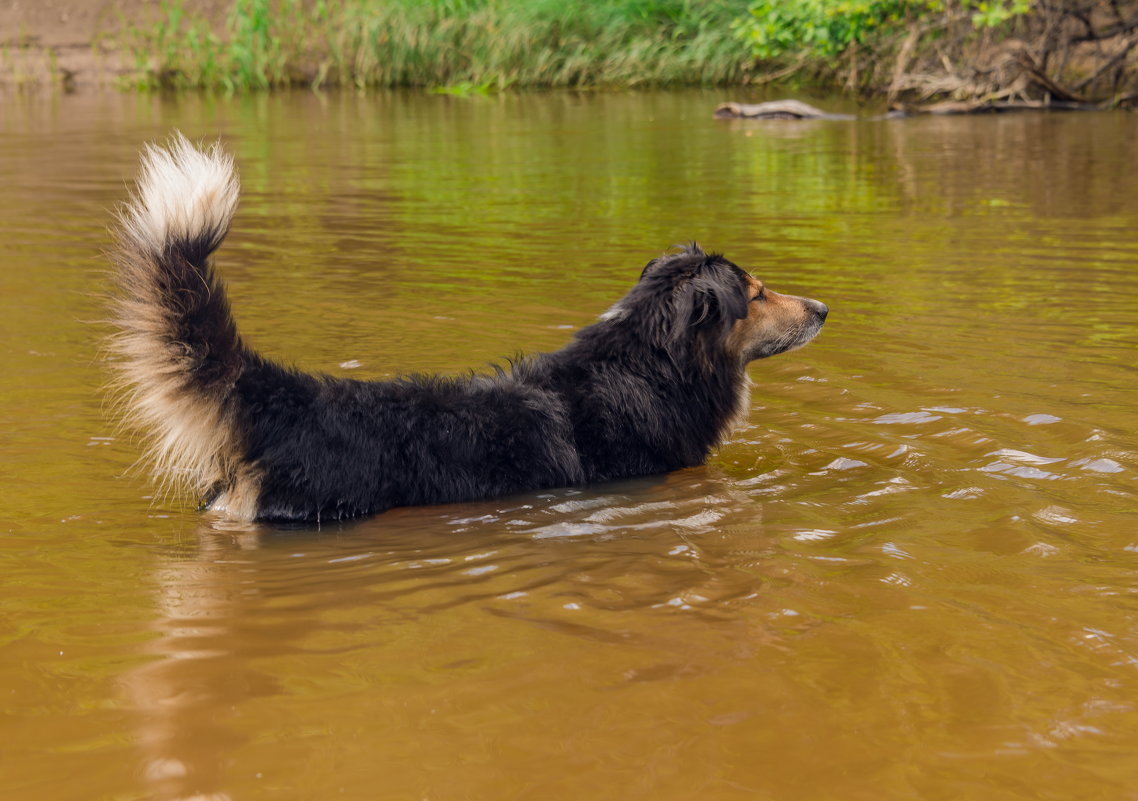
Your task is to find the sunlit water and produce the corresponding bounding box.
[1,90,1136,801]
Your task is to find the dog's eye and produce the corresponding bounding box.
[752,289,767,303]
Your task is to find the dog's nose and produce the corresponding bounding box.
[807,299,828,321]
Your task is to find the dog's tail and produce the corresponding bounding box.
[107,133,251,508]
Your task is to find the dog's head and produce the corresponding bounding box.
[603,244,827,371]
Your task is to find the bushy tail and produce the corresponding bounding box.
[107,133,249,505]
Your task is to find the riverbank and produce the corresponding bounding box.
[3,0,1136,104]
[0,0,118,88]
[0,0,749,91]
[0,0,228,88]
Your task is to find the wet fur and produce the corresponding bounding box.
[108,135,827,523]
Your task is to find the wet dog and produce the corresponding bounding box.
[108,135,827,522]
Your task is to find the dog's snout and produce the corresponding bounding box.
[806,298,828,322]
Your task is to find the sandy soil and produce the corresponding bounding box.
[0,0,225,87]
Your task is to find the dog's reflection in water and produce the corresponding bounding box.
[127,523,261,801]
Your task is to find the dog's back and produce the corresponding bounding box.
[234,365,582,521]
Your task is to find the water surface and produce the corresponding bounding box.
[1,90,1137,801]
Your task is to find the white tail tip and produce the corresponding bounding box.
[120,132,239,255]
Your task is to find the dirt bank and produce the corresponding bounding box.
[0,0,224,87]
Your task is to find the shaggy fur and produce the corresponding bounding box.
[108,134,828,523]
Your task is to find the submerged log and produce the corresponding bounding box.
[713,100,855,120]
[896,99,1104,115]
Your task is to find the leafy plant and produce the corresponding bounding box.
[970,0,1031,28]
[738,0,923,60]
[735,0,1033,61]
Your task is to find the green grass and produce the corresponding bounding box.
[125,0,754,91]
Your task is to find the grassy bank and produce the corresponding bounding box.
[124,0,753,90]
[108,0,1138,102]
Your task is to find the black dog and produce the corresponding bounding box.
[108,135,827,523]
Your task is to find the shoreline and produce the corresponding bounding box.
[4,0,1135,106]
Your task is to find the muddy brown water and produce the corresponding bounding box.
[1,90,1136,801]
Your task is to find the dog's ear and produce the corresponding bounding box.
[630,248,748,367]
[670,261,749,360]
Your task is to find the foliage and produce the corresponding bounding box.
[736,0,931,60]
[969,0,1032,28]
[124,0,753,91]
[735,0,1033,62]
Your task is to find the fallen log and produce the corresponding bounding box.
[713,100,856,120]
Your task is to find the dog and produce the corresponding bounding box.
[107,135,828,523]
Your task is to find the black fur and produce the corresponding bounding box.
[222,246,756,522]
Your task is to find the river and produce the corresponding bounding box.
[2,89,1137,801]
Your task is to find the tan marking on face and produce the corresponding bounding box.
[726,274,825,363]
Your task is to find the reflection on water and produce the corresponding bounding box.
[1,90,1136,801]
